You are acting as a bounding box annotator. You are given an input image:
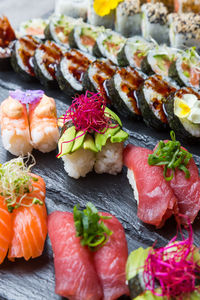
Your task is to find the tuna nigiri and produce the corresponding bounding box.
[93,212,129,300]
[29,94,59,153]
[0,96,32,156]
[124,145,178,228]
[48,211,103,300]
[0,156,47,263]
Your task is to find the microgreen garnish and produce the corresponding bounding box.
[0,155,43,212]
[148,131,192,181]
[73,202,113,250]
[9,89,44,104]
[143,219,200,298]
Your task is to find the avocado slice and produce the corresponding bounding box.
[83,134,98,152]
[71,130,86,153]
[110,129,129,143]
[95,126,120,151]
[57,126,76,158]
[105,107,122,127]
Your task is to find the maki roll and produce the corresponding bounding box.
[0,16,16,69]
[55,0,88,20]
[18,18,49,39]
[151,0,175,13]
[69,23,105,55]
[141,2,169,45]
[106,66,147,118]
[117,36,154,68]
[82,59,117,102]
[137,74,176,129]
[56,49,95,97]
[34,40,63,88]
[115,0,142,37]
[44,14,82,49]
[141,46,178,77]
[87,0,115,29]
[93,30,126,65]
[169,13,200,54]
[169,48,200,89]
[57,92,129,179]
[11,35,40,81]
[164,87,200,142]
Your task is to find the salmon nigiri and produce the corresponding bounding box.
[0,156,47,262]
[0,197,12,264]
[29,94,59,153]
[0,96,32,156]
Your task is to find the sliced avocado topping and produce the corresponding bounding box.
[83,134,98,152]
[57,126,76,158]
[95,126,120,151]
[105,107,122,127]
[71,130,86,153]
[110,129,129,143]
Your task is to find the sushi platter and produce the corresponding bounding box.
[1,0,200,299]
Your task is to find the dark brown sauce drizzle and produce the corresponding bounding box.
[119,66,144,115]
[39,41,62,78]
[92,60,116,103]
[18,36,40,76]
[0,16,16,59]
[145,75,176,123]
[65,50,91,82]
[175,87,200,100]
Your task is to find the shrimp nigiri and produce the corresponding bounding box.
[29,94,59,153]
[0,96,32,156]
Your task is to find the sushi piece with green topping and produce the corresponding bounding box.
[93,30,126,65]
[44,14,82,49]
[106,66,147,118]
[169,47,200,89]
[18,18,49,39]
[69,23,105,55]
[117,36,154,68]
[136,74,177,130]
[57,92,129,179]
[164,87,200,142]
[141,45,178,77]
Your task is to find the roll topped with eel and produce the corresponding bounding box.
[57,91,129,179]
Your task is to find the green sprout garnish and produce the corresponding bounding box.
[73,202,113,250]
[0,155,43,212]
[148,131,192,181]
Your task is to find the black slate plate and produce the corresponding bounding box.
[0,69,200,300]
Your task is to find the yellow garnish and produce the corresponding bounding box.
[93,0,123,17]
[174,98,191,118]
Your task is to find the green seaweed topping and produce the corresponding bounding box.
[73,202,113,250]
[148,131,192,181]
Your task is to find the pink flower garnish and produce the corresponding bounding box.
[9,89,44,104]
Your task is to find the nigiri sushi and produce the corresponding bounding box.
[0,95,32,156]
[124,145,178,228]
[0,156,47,262]
[57,91,129,179]
[48,211,103,300]
[29,93,59,153]
[93,212,129,300]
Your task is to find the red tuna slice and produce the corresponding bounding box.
[123,145,178,228]
[93,212,129,300]
[154,142,200,224]
[48,211,103,300]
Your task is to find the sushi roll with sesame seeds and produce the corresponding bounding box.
[169,13,200,54]
[87,0,115,29]
[115,0,142,37]
[57,92,129,179]
[141,2,170,45]
[164,87,200,143]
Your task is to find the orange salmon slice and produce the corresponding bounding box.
[0,197,12,264]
